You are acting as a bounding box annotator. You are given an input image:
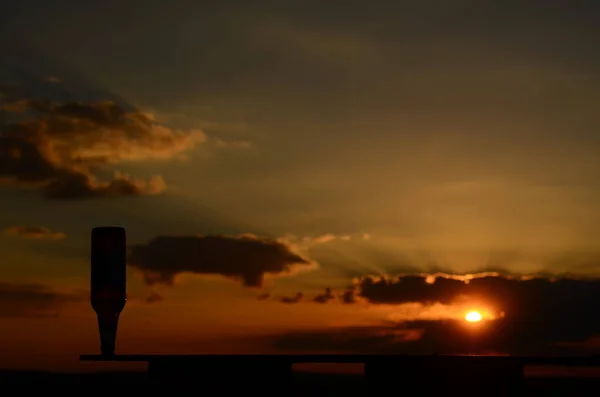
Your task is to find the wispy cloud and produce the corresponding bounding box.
[0,283,84,318]
[3,225,65,240]
[213,138,254,149]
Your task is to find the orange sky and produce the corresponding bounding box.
[2,0,600,373]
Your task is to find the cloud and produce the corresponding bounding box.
[311,234,351,244]
[313,287,335,304]
[213,138,253,149]
[265,310,600,356]
[276,232,371,255]
[128,234,316,288]
[280,292,304,304]
[341,288,357,304]
[255,271,600,354]
[265,320,514,356]
[3,225,65,240]
[257,287,335,304]
[310,232,373,244]
[144,291,163,304]
[268,325,425,354]
[0,283,84,318]
[346,273,600,354]
[353,272,580,306]
[257,292,270,301]
[0,93,205,199]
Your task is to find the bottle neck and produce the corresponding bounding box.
[97,311,120,356]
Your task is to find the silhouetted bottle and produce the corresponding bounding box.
[90,226,127,356]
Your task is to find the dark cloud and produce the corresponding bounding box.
[280,292,303,304]
[0,92,205,199]
[0,283,84,318]
[256,272,600,354]
[268,325,425,354]
[341,288,357,304]
[256,288,336,304]
[354,273,599,309]
[144,291,163,304]
[267,315,600,357]
[313,287,335,304]
[3,225,65,240]
[257,292,270,301]
[290,273,600,354]
[127,234,315,288]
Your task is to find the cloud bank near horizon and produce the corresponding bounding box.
[252,271,600,355]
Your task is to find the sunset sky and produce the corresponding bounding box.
[1,1,600,372]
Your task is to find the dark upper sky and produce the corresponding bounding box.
[1,1,600,371]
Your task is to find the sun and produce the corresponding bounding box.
[465,311,483,323]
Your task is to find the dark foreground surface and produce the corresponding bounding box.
[0,371,599,396]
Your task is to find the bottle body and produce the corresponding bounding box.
[90,226,127,355]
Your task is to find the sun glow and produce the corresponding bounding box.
[465,311,483,322]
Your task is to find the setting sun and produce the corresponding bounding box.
[465,311,483,323]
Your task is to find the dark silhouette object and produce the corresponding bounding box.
[90,226,127,356]
[364,355,524,396]
[8,370,600,394]
[145,356,293,392]
[81,354,600,394]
